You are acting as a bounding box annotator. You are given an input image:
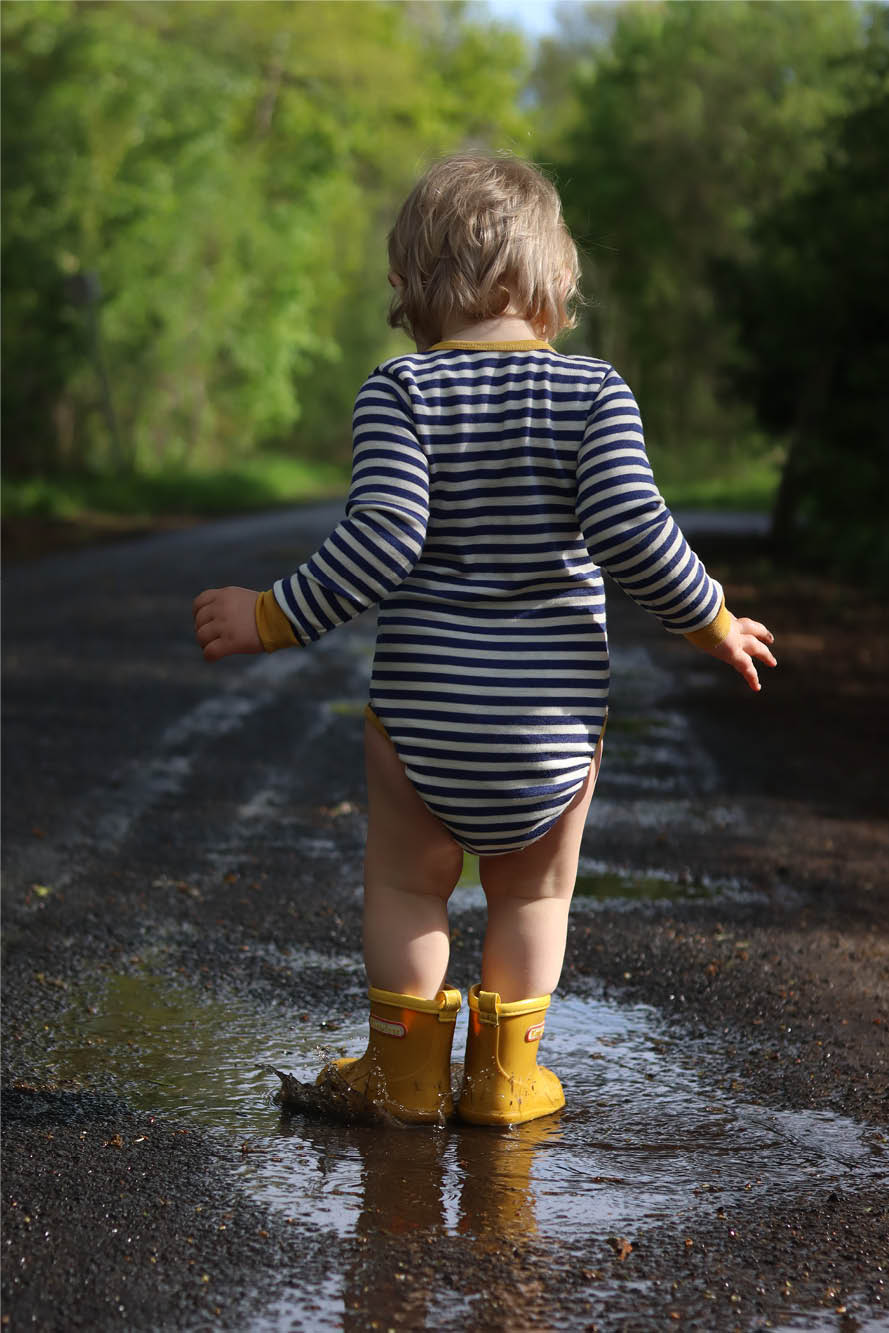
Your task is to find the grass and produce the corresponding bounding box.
[2,454,349,522]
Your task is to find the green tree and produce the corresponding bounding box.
[1,1,527,476]
[724,12,889,581]
[547,1,865,460]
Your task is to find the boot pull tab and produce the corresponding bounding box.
[436,986,463,1021]
[477,988,501,1026]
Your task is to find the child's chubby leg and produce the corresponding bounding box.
[479,736,604,1002]
[362,717,464,1000]
[457,742,604,1126]
[310,717,462,1124]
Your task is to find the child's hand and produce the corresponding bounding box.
[193,586,262,662]
[707,614,776,692]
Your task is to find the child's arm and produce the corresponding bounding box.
[193,372,429,662]
[576,367,776,691]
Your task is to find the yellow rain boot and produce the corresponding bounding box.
[458,984,565,1126]
[317,985,462,1124]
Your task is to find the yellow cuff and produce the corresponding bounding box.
[683,598,733,649]
[254,589,299,652]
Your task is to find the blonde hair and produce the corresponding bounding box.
[387,154,580,346]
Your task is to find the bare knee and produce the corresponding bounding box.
[365,836,463,901]
[418,841,464,898]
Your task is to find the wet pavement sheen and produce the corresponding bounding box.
[3,506,887,1332]
[40,962,887,1330]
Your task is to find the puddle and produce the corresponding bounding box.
[44,972,886,1221]
[454,852,728,906]
[34,968,887,1329]
[45,971,366,1132]
[573,863,712,902]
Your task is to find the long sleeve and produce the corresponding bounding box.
[272,372,429,644]
[575,367,723,635]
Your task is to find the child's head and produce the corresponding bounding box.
[387,153,580,347]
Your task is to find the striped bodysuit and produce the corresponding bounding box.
[260,340,726,854]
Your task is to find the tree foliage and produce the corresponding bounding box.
[4,0,887,580]
[1,0,526,473]
[724,11,889,580]
[539,0,887,578]
[550,1,865,450]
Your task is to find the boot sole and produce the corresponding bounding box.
[457,1100,565,1126]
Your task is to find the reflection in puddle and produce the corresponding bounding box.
[573,864,711,902]
[40,970,887,1329]
[48,973,885,1224]
[455,852,743,907]
[49,972,366,1131]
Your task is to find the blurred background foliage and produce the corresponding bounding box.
[2,0,887,580]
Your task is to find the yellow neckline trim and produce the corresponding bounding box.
[429,339,553,351]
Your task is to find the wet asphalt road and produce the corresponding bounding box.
[2,505,887,1332]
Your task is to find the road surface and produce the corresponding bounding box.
[3,505,887,1331]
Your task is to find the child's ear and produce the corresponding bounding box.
[388,271,404,289]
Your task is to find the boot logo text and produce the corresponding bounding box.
[370,1015,407,1039]
[525,1021,545,1043]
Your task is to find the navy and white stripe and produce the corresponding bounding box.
[274,347,722,853]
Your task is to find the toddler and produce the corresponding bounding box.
[194,154,775,1126]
